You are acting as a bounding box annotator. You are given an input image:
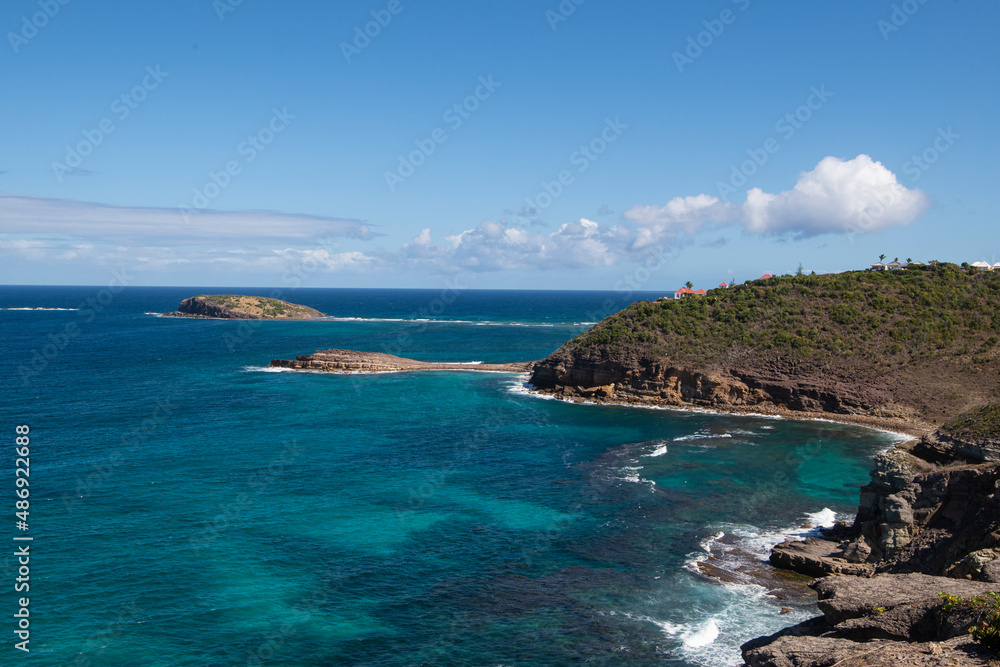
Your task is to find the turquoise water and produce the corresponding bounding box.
[0,287,901,666]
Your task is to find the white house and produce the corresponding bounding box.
[971,261,993,271]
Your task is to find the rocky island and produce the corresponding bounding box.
[269,348,533,374]
[165,294,326,320]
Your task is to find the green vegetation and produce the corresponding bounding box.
[566,264,1000,372]
[941,404,1000,442]
[195,294,318,319]
[940,592,1000,652]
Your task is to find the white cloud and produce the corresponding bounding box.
[623,194,739,249]
[741,154,929,236]
[403,219,628,272]
[0,193,374,242]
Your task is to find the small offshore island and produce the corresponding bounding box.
[164,294,325,320]
[269,262,1000,665]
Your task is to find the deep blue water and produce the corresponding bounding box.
[0,286,901,666]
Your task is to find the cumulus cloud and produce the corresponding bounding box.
[741,155,929,236]
[395,219,633,272]
[623,194,739,249]
[388,155,928,274]
[0,193,375,242]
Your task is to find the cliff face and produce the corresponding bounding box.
[168,295,325,320]
[529,354,899,416]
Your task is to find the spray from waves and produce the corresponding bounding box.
[672,432,734,443]
[1,307,79,311]
[623,580,803,667]
[506,379,557,400]
[645,443,668,457]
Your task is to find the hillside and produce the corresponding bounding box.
[167,294,326,320]
[530,263,1000,427]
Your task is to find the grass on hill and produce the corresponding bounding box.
[941,404,1000,442]
[563,263,1000,376]
[197,294,312,318]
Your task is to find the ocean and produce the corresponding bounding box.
[0,286,903,666]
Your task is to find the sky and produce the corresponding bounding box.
[1,0,998,291]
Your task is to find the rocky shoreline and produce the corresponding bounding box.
[521,364,1000,663]
[740,428,1000,666]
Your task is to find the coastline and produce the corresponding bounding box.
[519,381,931,440]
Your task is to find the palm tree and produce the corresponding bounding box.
[879,254,886,262]
[684,281,693,289]
[894,257,899,263]
[906,257,912,263]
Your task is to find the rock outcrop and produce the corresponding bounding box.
[528,355,927,435]
[742,574,1000,666]
[165,295,325,320]
[749,419,1000,666]
[269,348,533,374]
[768,435,1000,582]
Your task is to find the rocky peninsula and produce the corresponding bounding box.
[519,264,1000,664]
[165,294,325,320]
[269,348,533,374]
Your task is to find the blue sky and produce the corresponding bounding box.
[1,0,998,290]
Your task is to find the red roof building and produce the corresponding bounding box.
[719,282,728,288]
[759,274,773,280]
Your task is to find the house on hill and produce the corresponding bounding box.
[871,262,886,271]
[718,282,728,289]
[885,260,904,270]
[759,274,773,280]
[673,287,707,299]
[971,261,993,271]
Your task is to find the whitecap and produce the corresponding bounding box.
[645,444,668,458]
[681,618,719,647]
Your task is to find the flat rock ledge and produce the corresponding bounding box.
[742,574,1000,667]
[269,348,534,374]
